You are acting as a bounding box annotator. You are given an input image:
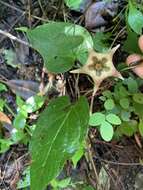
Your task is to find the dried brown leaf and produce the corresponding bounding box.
[85,1,118,29]
[0,111,11,124]
[5,80,40,100]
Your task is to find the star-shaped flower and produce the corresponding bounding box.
[70,45,123,94]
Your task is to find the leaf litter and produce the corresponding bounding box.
[0,0,143,190]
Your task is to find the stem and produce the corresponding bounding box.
[90,85,98,114]
[0,29,31,47]
[86,138,99,186]
[87,86,99,187]
[4,103,16,117]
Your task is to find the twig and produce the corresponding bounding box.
[38,0,47,17]
[0,0,24,14]
[94,156,143,166]
[110,26,126,48]
[86,138,99,187]
[0,0,49,22]
[0,29,31,47]
[27,0,32,28]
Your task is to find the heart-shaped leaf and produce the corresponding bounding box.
[30,96,89,190]
[26,22,93,73]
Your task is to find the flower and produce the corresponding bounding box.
[70,45,123,94]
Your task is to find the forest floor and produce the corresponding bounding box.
[0,0,143,190]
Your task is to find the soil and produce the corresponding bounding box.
[0,0,143,190]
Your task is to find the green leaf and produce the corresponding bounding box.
[123,28,141,54]
[106,113,121,125]
[100,121,113,141]
[124,77,138,94]
[114,84,129,100]
[128,1,143,34]
[121,110,131,121]
[16,96,25,107]
[110,105,121,115]
[72,142,84,168]
[138,120,143,137]
[133,93,143,104]
[4,49,19,68]
[92,32,111,52]
[104,99,115,110]
[0,83,7,91]
[83,185,95,190]
[0,139,12,153]
[99,96,106,101]
[119,98,130,109]
[15,26,28,32]
[26,22,93,73]
[119,120,137,137]
[102,90,112,98]
[64,0,82,10]
[133,102,143,119]
[51,177,71,189]
[30,96,89,190]
[17,166,30,189]
[11,129,25,143]
[24,95,45,113]
[13,112,26,129]
[118,86,129,97]
[89,112,105,126]
[0,99,5,111]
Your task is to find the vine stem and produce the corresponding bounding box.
[86,138,99,186]
[90,85,98,114]
[85,85,99,187]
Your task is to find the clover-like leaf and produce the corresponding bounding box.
[106,113,121,125]
[119,120,137,137]
[89,112,105,126]
[124,77,138,94]
[121,110,131,122]
[100,121,113,141]
[133,93,143,104]
[104,98,115,110]
[119,98,130,109]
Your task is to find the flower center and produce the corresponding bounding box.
[88,56,109,76]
